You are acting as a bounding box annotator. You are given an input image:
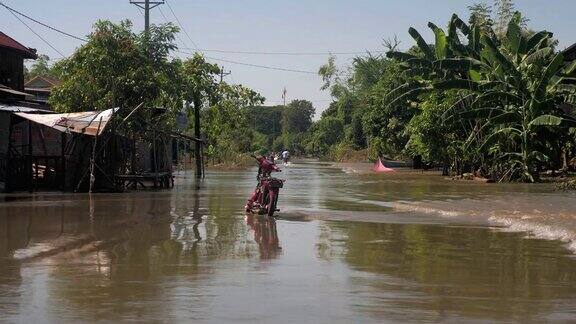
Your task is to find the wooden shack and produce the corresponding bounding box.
[0,31,37,96]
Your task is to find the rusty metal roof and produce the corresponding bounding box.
[0,31,37,59]
[0,103,51,113]
[0,84,30,96]
[15,108,117,136]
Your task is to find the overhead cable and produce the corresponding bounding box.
[164,0,200,50]
[176,50,318,74]
[180,48,386,56]
[0,1,88,42]
[2,4,66,57]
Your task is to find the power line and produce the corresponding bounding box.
[180,48,386,56]
[2,4,65,58]
[266,99,332,103]
[158,6,190,50]
[203,55,318,74]
[164,0,200,50]
[0,1,88,42]
[176,50,318,74]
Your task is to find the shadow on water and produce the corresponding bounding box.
[1,163,576,322]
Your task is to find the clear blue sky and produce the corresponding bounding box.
[1,0,575,116]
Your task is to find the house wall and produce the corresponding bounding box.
[0,113,10,191]
[135,137,173,173]
[0,49,25,91]
[10,119,62,156]
[25,78,52,88]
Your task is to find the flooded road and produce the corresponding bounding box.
[1,161,576,322]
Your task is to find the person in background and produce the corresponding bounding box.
[281,149,290,165]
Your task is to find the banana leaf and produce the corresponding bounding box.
[384,81,427,104]
[406,58,433,69]
[459,108,502,119]
[526,31,553,51]
[404,67,433,77]
[448,14,460,43]
[478,127,522,152]
[562,60,576,76]
[481,34,520,79]
[433,58,484,71]
[433,79,478,91]
[529,114,576,127]
[441,93,477,121]
[471,91,522,108]
[506,12,523,56]
[386,51,416,62]
[535,53,564,99]
[522,47,552,66]
[408,27,435,60]
[469,70,482,82]
[490,111,520,124]
[452,14,470,36]
[386,86,432,108]
[448,38,471,57]
[469,26,481,53]
[555,84,576,93]
[428,22,447,59]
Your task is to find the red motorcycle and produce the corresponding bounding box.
[245,155,284,217]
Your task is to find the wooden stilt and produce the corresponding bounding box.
[61,133,66,190]
[89,117,103,193]
[153,129,158,188]
[27,121,32,193]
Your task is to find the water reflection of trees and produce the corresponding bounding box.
[0,181,267,321]
[318,221,576,322]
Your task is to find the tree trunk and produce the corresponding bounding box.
[193,97,202,178]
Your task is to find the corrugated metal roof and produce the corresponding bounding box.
[15,108,117,136]
[0,103,51,113]
[0,85,30,96]
[0,31,37,59]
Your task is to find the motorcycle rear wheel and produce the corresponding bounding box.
[267,190,278,217]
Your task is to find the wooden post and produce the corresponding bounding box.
[27,121,32,193]
[61,133,66,190]
[152,129,158,188]
[89,117,103,193]
[75,103,144,192]
[193,97,202,178]
[200,142,205,179]
[131,135,136,174]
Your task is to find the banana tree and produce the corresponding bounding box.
[388,12,576,181]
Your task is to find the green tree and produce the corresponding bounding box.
[245,105,283,148]
[468,3,493,33]
[305,116,344,155]
[26,54,53,80]
[282,99,314,134]
[494,0,528,38]
[50,20,180,122]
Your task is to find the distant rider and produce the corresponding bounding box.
[281,150,290,164]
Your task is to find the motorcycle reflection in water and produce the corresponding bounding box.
[246,214,282,259]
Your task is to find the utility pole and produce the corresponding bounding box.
[219,66,231,83]
[130,0,165,34]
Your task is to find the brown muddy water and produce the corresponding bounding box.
[2,161,576,322]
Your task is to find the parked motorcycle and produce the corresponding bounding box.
[245,155,284,217]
